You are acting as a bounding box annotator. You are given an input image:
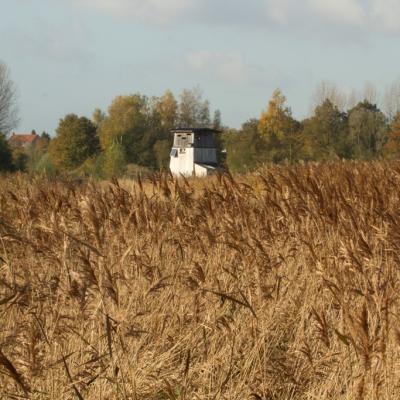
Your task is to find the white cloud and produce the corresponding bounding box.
[70,0,400,33]
[265,0,295,24]
[185,51,247,83]
[185,51,213,71]
[370,0,400,32]
[2,18,92,64]
[72,0,194,24]
[216,53,247,83]
[307,0,365,26]
[184,50,290,88]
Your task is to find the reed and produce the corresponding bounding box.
[1,161,400,399]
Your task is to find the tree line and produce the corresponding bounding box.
[0,80,221,177]
[1,61,400,176]
[225,88,400,172]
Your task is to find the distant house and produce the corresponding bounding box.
[169,128,220,177]
[8,131,39,149]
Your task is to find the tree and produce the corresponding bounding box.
[33,153,56,176]
[155,90,178,129]
[363,82,379,105]
[311,81,347,112]
[26,131,51,173]
[11,147,28,171]
[92,108,106,128]
[198,99,211,127]
[383,80,400,122]
[301,99,348,160]
[213,109,222,130]
[49,114,99,172]
[101,140,127,178]
[153,139,171,169]
[99,95,148,164]
[99,93,179,170]
[224,119,267,173]
[37,132,51,152]
[178,87,211,127]
[258,89,300,162]
[147,91,179,168]
[348,101,387,159]
[384,112,400,158]
[0,62,18,135]
[0,132,13,171]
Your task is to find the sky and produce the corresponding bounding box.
[1,0,400,135]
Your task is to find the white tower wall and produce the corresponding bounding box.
[169,129,219,177]
[170,148,195,176]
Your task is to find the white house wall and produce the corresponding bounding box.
[170,148,195,176]
[194,164,209,177]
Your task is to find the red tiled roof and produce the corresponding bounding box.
[8,132,39,145]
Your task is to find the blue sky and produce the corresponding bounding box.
[1,0,400,134]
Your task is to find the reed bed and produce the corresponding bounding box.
[1,161,400,399]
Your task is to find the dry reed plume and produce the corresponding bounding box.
[1,161,400,399]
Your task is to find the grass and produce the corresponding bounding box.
[1,161,400,399]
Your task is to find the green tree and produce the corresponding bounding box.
[33,153,57,176]
[49,114,99,172]
[11,147,28,171]
[101,140,127,178]
[224,119,267,173]
[0,132,13,171]
[348,101,387,159]
[99,95,148,164]
[301,99,348,160]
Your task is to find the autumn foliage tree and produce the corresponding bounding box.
[258,89,300,162]
[7,82,398,177]
[151,91,178,169]
[155,90,178,130]
[384,112,400,158]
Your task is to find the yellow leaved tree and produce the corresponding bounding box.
[258,89,299,162]
[384,112,400,159]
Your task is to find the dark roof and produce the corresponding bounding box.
[171,127,221,134]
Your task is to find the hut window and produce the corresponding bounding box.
[170,149,178,157]
[175,134,188,147]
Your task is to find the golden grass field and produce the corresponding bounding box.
[1,162,400,399]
